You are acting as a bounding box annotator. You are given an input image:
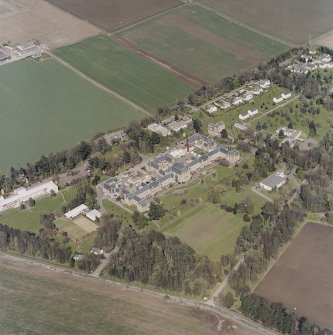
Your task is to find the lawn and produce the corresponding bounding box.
[54,35,194,111]
[119,5,288,83]
[55,217,87,241]
[0,259,225,335]
[0,57,143,173]
[102,199,133,225]
[161,203,246,260]
[0,187,75,233]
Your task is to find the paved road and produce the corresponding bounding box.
[0,251,279,335]
[50,52,150,116]
[207,255,245,306]
[251,186,273,203]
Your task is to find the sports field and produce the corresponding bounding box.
[0,258,259,335]
[161,203,247,261]
[0,57,143,173]
[54,36,194,111]
[200,0,333,44]
[255,222,333,330]
[119,5,288,83]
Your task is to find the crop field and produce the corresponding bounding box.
[0,187,75,233]
[199,0,333,44]
[0,0,100,48]
[0,57,143,173]
[255,222,333,330]
[0,258,259,335]
[161,203,246,261]
[118,5,288,83]
[54,36,194,112]
[47,0,181,33]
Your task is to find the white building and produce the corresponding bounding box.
[232,97,243,106]
[65,204,89,219]
[281,92,291,100]
[239,112,250,121]
[248,108,259,116]
[234,123,248,131]
[242,92,253,102]
[0,181,58,212]
[85,209,102,222]
[259,79,271,89]
[208,121,225,137]
[273,96,284,104]
[206,104,218,114]
[147,123,171,137]
[260,172,286,191]
[251,85,263,95]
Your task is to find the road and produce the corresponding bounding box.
[251,186,273,203]
[207,255,245,306]
[0,251,279,335]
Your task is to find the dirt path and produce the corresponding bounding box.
[116,36,206,87]
[50,52,151,117]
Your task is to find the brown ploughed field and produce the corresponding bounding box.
[46,0,181,33]
[255,222,333,331]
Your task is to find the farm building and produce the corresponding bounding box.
[0,181,58,212]
[85,209,102,222]
[260,172,286,191]
[65,204,89,219]
[208,121,225,137]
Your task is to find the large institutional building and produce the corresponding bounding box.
[102,134,240,212]
[0,181,58,212]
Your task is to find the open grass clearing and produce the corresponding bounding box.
[119,5,288,83]
[161,203,246,261]
[0,258,257,335]
[255,222,333,330]
[0,57,143,173]
[199,0,333,44]
[0,187,75,233]
[54,35,194,111]
[54,217,87,241]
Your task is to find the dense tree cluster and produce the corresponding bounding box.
[107,227,221,296]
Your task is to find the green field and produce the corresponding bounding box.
[0,187,75,233]
[55,217,87,241]
[161,203,246,260]
[0,58,143,173]
[54,36,194,111]
[119,5,288,83]
[0,259,222,335]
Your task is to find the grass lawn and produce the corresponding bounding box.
[102,199,134,225]
[54,35,194,111]
[119,5,288,83]
[0,57,143,173]
[0,187,75,233]
[161,203,246,260]
[54,218,87,241]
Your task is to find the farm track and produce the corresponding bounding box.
[0,251,280,335]
[50,52,151,117]
[116,36,206,87]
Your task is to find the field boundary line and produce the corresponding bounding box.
[195,2,295,48]
[50,52,151,116]
[113,2,186,35]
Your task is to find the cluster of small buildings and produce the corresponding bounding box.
[102,130,127,146]
[260,171,287,191]
[204,79,270,115]
[102,134,240,212]
[275,127,304,147]
[147,116,192,137]
[239,108,259,121]
[0,40,48,65]
[64,204,102,222]
[0,181,58,212]
[273,92,292,104]
[288,52,333,74]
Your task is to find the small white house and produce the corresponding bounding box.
[273,96,283,104]
[239,112,250,121]
[206,104,218,114]
[259,79,271,89]
[282,92,291,100]
[248,109,259,116]
[85,209,102,222]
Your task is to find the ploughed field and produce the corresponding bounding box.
[255,222,333,331]
[0,258,259,335]
[0,0,100,48]
[54,36,194,111]
[199,0,333,44]
[118,5,288,83]
[0,58,143,173]
[46,0,181,33]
